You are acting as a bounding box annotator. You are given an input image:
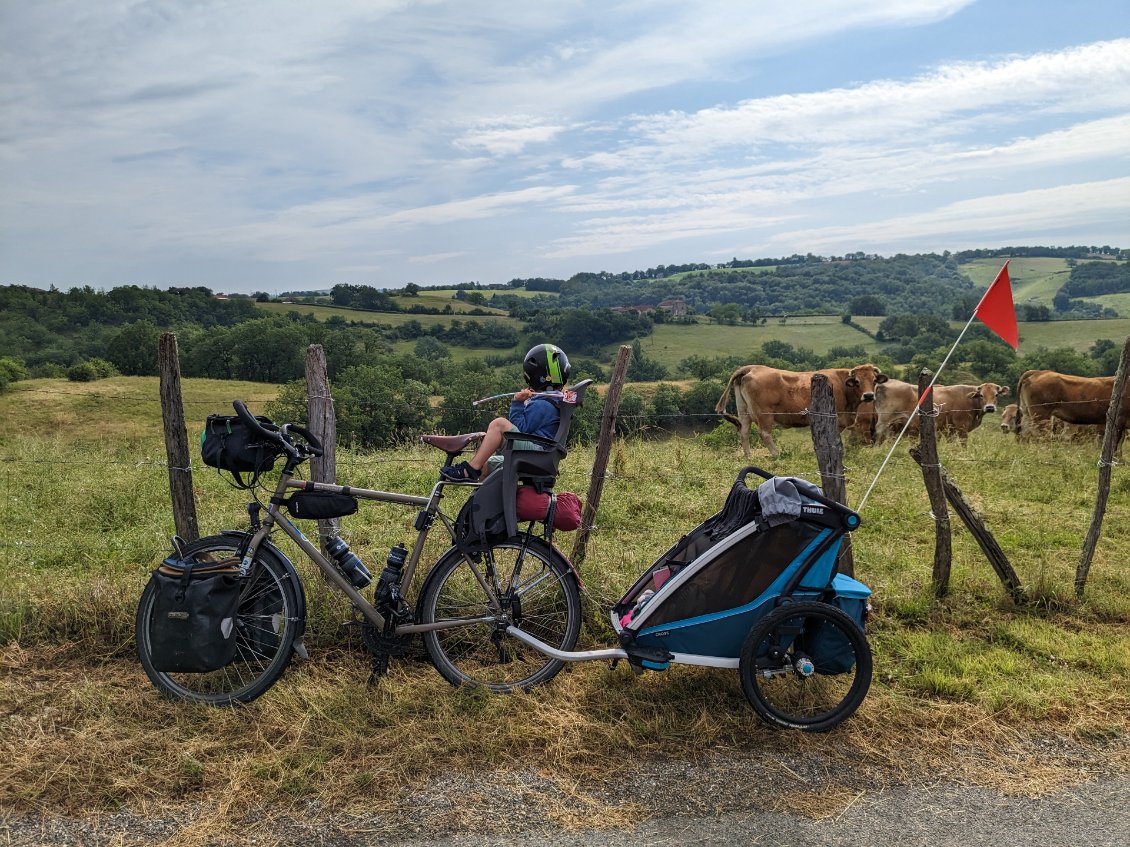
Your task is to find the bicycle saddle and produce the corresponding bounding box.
[420,432,485,454]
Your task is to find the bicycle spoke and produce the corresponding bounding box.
[422,540,580,691]
[137,536,300,705]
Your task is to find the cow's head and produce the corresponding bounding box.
[1000,403,1019,433]
[978,383,1008,414]
[847,364,888,404]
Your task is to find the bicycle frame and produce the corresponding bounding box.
[239,465,501,637]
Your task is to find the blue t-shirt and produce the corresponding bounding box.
[508,396,560,440]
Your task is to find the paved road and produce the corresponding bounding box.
[377,777,1130,847]
[5,775,1128,846]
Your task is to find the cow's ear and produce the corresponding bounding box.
[875,373,888,384]
[846,375,860,387]
[968,391,980,400]
[999,385,1010,396]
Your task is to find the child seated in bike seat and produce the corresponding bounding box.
[439,343,571,482]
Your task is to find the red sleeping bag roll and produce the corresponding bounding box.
[515,487,582,531]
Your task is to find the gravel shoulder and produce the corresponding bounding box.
[4,741,1127,846]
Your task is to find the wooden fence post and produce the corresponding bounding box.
[1076,335,1130,596]
[305,344,338,553]
[937,467,1026,605]
[158,332,199,543]
[907,369,951,597]
[571,344,632,568]
[809,373,853,576]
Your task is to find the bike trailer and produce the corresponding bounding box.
[612,467,869,668]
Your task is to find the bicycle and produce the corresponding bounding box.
[136,391,591,706]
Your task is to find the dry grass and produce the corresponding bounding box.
[2,380,1130,842]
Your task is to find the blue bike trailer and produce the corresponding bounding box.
[611,467,867,668]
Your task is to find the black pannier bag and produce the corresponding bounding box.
[453,471,510,553]
[147,556,242,673]
[283,489,359,520]
[200,414,282,487]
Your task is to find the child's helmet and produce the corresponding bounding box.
[523,343,570,389]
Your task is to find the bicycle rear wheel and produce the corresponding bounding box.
[739,600,872,732]
[419,539,581,692]
[136,534,301,705]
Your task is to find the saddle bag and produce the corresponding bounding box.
[147,556,242,673]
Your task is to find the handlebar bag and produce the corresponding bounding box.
[200,414,281,484]
[147,557,241,673]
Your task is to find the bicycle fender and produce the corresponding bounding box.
[548,540,583,587]
[219,530,308,641]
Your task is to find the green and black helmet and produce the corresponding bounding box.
[522,343,570,390]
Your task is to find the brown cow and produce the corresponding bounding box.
[1016,369,1128,452]
[714,364,888,458]
[1000,403,1019,433]
[875,380,1008,444]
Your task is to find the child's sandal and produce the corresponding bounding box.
[439,461,480,482]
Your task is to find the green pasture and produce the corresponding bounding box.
[393,292,507,314]
[639,317,875,369]
[1,377,1128,832]
[1015,318,1130,353]
[1087,291,1130,316]
[850,311,1128,358]
[959,257,1073,307]
[426,287,558,301]
[256,300,519,328]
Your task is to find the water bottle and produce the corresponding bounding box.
[325,537,372,589]
[376,543,408,606]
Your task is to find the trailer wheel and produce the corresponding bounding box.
[739,600,872,732]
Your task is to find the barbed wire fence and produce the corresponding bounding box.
[2,336,1127,602]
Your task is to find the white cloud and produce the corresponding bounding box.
[0,2,1125,289]
[770,177,1130,252]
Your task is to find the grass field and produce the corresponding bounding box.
[639,317,875,369]
[256,299,517,325]
[426,287,559,301]
[633,314,1130,367]
[1016,318,1130,352]
[1,377,1128,841]
[959,257,1073,308]
[1088,291,1130,315]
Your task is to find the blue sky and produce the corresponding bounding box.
[1,1,1128,294]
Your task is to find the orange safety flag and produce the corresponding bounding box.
[975,261,1018,350]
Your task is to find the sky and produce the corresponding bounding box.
[1,1,1128,295]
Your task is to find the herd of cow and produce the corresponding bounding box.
[714,363,1130,459]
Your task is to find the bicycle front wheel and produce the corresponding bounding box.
[419,539,581,692]
[136,534,301,705]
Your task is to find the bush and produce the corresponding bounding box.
[0,356,28,392]
[30,362,66,379]
[66,358,118,382]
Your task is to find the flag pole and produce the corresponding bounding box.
[856,260,1010,512]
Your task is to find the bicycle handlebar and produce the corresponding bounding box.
[232,400,323,459]
[283,423,324,457]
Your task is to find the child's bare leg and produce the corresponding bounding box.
[468,417,510,472]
